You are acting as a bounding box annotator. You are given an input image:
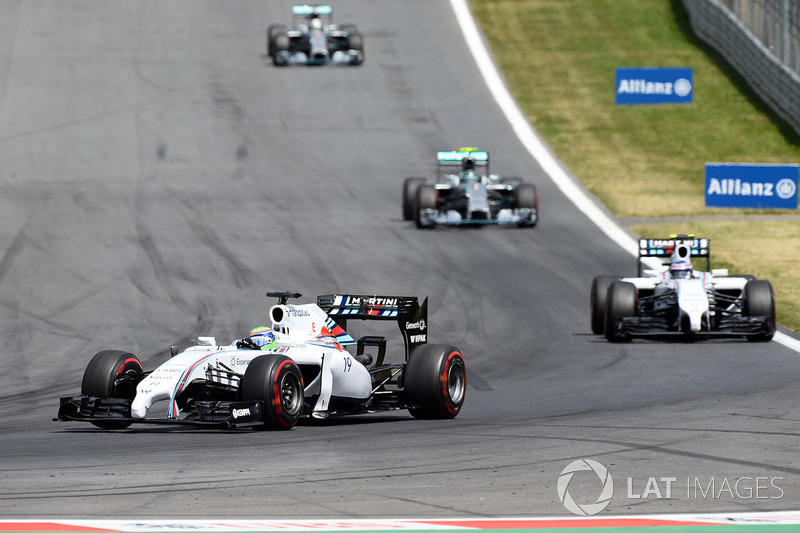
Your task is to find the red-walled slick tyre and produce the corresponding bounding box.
[240,354,304,430]
[404,344,466,419]
[81,350,144,430]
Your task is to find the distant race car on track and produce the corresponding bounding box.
[267,5,364,66]
[403,148,538,229]
[57,292,466,430]
[591,235,776,342]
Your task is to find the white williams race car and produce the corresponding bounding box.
[57,292,466,430]
[591,235,776,342]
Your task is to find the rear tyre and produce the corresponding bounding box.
[604,281,637,342]
[743,280,776,342]
[515,183,538,227]
[403,177,426,220]
[591,275,618,334]
[240,355,304,430]
[414,184,437,229]
[404,344,466,419]
[81,350,144,430]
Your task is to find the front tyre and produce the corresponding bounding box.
[743,280,776,342]
[272,33,290,66]
[81,350,144,430]
[591,275,618,334]
[404,344,466,419]
[240,355,304,430]
[402,177,426,221]
[267,24,287,57]
[346,32,364,65]
[515,183,538,227]
[415,184,437,229]
[604,281,637,342]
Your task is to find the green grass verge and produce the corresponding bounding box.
[470,0,800,332]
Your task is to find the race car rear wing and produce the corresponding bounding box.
[638,235,710,275]
[317,294,428,361]
[292,5,333,16]
[437,148,489,179]
[292,4,333,26]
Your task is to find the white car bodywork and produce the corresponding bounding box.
[597,236,775,341]
[58,292,461,430]
[131,301,371,420]
[620,267,745,334]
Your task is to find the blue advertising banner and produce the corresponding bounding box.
[615,67,693,105]
[705,163,799,209]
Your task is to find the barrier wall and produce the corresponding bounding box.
[682,0,800,135]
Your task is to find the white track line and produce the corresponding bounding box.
[775,330,800,351]
[5,512,800,529]
[448,0,638,257]
[449,0,800,353]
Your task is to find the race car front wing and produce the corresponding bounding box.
[612,314,775,338]
[56,396,266,428]
[274,49,362,65]
[418,208,537,227]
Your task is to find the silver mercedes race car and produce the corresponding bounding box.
[267,5,364,66]
[402,148,539,229]
[57,292,466,430]
[591,235,776,342]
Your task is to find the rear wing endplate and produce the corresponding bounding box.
[638,235,710,275]
[317,294,428,360]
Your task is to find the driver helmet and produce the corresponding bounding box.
[309,15,323,31]
[669,260,693,280]
[249,326,276,348]
[462,169,478,181]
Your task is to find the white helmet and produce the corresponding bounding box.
[669,260,693,279]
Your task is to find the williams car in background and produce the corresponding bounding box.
[591,235,775,342]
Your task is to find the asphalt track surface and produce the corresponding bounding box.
[1,0,799,520]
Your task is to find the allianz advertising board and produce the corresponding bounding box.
[615,67,693,105]
[705,163,798,209]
